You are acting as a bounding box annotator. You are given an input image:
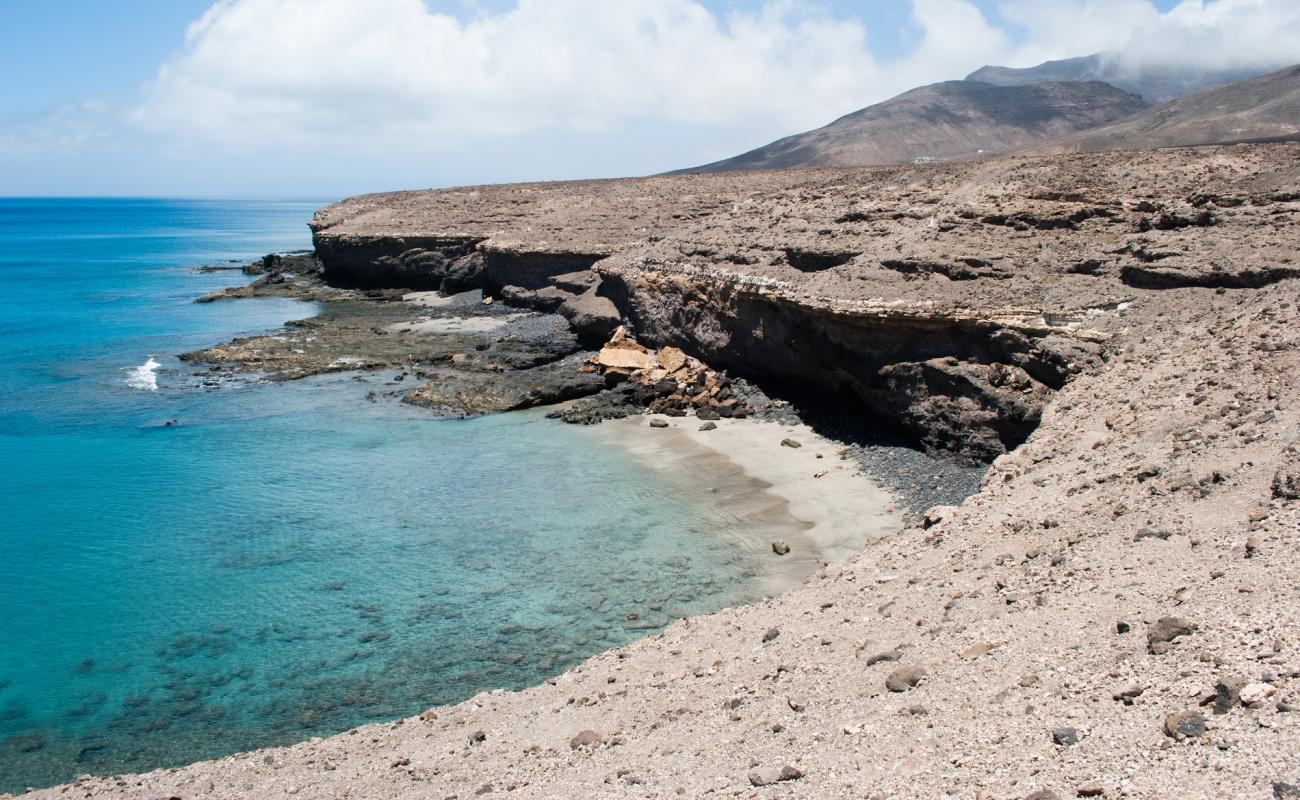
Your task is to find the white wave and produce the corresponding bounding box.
[125,357,161,391]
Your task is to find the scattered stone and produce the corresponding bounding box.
[468,730,487,746]
[863,648,902,667]
[1275,782,1300,799]
[1245,536,1262,558]
[391,756,410,767]
[781,438,802,449]
[748,765,803,786]
[1076,786,1105,798]
[1214,677,1248,714]
[1273,465,1300,500]
[762,627,781,643]
[1113,684,1145,704]
[1147,617,1196,654]
[1023,790,1060,800]
[886,665,926,692]
[1052,727,1079,746]
[1134,527,1172,541]
[961,642,998,660]
[771,540,790,556]
[1164,710,1207,740]
[419,708,439,722]
[1240,683,1278,707]
[698,421,717,431]
[649,419,669,429]
[569,730,602,749]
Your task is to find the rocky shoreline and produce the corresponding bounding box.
[16,143,1300,799]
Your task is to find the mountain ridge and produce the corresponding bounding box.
[679,79,1147,174]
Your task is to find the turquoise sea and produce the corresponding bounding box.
[0,199,763,792]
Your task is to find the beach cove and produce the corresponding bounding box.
[0,200,911,793]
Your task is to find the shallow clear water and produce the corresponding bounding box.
[0,200,760,792]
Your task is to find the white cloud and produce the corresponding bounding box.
[7,0,1300,195]
[132,0,893,148]
[997,0,1300,70]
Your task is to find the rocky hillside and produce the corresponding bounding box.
[1030,64,1300,155]
[678,80,1148,173]
[968,53,1273,103]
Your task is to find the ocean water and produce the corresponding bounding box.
[0,200,764,792]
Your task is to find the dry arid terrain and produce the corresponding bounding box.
[18,143,1300,799]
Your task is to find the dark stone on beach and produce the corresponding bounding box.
[697,407,720,421]
[1052,727,1079,746]
[1275,782,1300,799]
[762,627,780,643]
[1215,676,1248,714]
[781,438,802,449]
[771,540,790,555]
[468,729,487,746]
[569,729,602,749]
[698,421,717,431]
[1164,710,1207,740]
[649,419,669,428]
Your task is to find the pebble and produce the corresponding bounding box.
[748,765,803,786]
[1240,683,1278,707]
[771,540,790,556]
[1052,727,1079,746]
[1164,710,1207,740]
[763,627,781,643]
[569,729,602,749]
[649,419,669,428]
[780,438,802,449]
[1147,616,1196,654]
[698,421,717,431]
[1214,677,1247,714]
[885,665,926,692]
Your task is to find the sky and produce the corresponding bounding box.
[0,0,1293,198]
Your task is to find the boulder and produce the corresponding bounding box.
[597,346,657,371]
[658,346,689,373]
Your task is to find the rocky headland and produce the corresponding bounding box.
[17,142,1300,799]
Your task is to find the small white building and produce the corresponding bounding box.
[913,155,935,164]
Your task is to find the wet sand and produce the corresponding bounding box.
[584,415,904,597]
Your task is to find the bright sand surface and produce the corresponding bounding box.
[584,415,904,596]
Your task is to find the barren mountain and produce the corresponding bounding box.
[679,80,1148,173]
[1029,64,1300,155]
[968,53,1273,103]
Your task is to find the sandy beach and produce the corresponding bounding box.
[585,415,904,597]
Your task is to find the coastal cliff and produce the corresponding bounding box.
[26,143,1300,799]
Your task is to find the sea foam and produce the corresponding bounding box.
[125,357,161,391]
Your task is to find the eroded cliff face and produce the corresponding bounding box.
[593,265,1094,461]
[307,144,1300,462]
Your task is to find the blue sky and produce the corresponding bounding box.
[0,0,1278,197]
